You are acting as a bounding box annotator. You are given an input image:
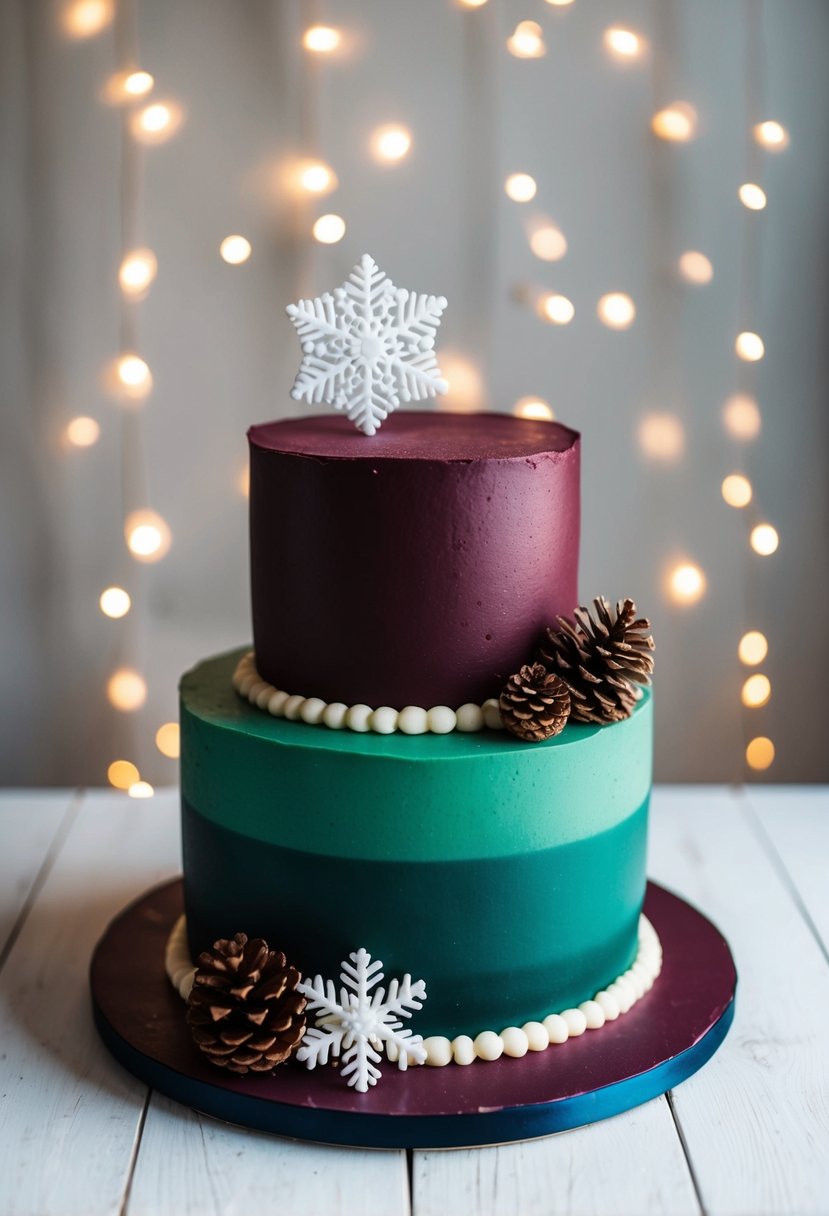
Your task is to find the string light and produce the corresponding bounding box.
[130,101,183,144]
[61,0,113,38]
[597,293,636,330]
[507,21,546,58]
[107,759,139,790]
[678,251,713,284]
[114,353,153,401]
[746,736,775,770]
[458,0,489,6]
[741,673,771,708]
[125,509,172,562]
[739,182,767,211]
[103,69,155,105]
[514,397,554,421]
[99,586,131,619]
[66,416,100,447]
[739,631,768,666]
[155,722,180,759]
[439,352,483,412]
[371,125,412,163]
[107,667,147,712]
[118,248,157,296]
[723,394,761,440]
[128,780,155,798]
[313,214,346,244]
[754,120,789,150]
[298,161,337,195]
[505,173,537,202]
[735,331,764,361]
[603,28,643,60]
[651,103,696,142]
[545,0,575,6]
[668,562,706,605]
[302,26,341,53]
[529,225,567,261]
[750,523,779,556]
[721,473,753,508]
[219,235,252,265]
[638,413,684,462]
[124,70,154,96]
[538,293,575,325]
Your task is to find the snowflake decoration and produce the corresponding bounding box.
[296,948,427,1092]
[286,253,449,436]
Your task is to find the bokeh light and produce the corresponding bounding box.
[505,173,537,202]
[750,523,779,556]
[61,0,113,38]
[746,737,775,771]
[128,781,155,799]
[514,397,555,421]
[603,28,643,60]
[371,125,412,163]
[107,668,147,712]
[529,224,567,261]
[155,722,180,759]
[313,214,346,244]
[220,235,252,265]
[103,69,155,105]
[113,354,153,401]
[538,293,575,325]
[124,70,154,96]
[754,120,789,150]
[721,473,753,508]
[668,562,706,604]
[742,673,771,708]
[125,509,172,562]
[597,293,636,330]
[739,182,767,211]
[298,161,337,194]
[66,416,100,447]
[118,248,157,296]
[507,21,546,58]
[439,352,483,412]
[130,101,183,144]
[99,586,131,619]
[739,631,768,666]
[723,394,762,440]
[678,251,713,284]
[651,103,696,142]
[302,25,341,53]
[108,760,139,790]
[735,332,764,362]
[638,413,685,462]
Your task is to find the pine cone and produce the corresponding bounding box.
[500,663,571,742]
[186,933,307,1075]
[538,597,654,725]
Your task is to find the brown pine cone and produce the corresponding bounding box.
[186,933,307,1075]
[538,597,654,725]
[500,663,571,742]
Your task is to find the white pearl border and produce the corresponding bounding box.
[165,914,661,1066]
[232,652,504,735]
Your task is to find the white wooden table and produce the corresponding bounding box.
[0,786,827,1216]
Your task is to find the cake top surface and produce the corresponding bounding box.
[248,411,579,462]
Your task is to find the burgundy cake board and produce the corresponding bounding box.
[90,880,736,1149]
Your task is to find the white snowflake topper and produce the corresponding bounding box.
[296,948,427,1092]
[286,254,449,436]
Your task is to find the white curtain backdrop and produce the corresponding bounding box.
[1,0,827,786]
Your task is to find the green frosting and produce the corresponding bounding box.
[180,649,652,863]
[179,649,654,1033]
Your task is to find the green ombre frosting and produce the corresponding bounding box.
[180,649,653,1037]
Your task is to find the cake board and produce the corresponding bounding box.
[90,879,736,1149]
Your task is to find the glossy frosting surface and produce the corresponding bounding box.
[180,649,652,1037]
[248,412,580,709]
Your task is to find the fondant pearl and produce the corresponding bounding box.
[283,694,306,721]
[455,703,484,732]
[423,1036,453,1067]
[579,1000,606,1030]
[370,706,399,735]
[543,1013,569,1044]
[346,704,373,733]
[256,685,275,709]
[238,673,260,697]
[595,990,620,1021]
[451,1035,476,1066]
[614,977,636,1013]
[474,1030,504,1062]
[522,1021,550,1052]
[562,1008,587,1037]
[267,689,290,717]
[500,1026,529,1058]
[247,680,270,703]
[322,702,349,730]
[482,698,503,731]
[427,706,457,734]
[300,697,327,725]
[398,706,428,735]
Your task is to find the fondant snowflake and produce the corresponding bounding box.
[286,254,449,436]
[296,948,427,1092]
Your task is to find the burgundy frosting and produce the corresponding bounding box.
[248,411,580,709]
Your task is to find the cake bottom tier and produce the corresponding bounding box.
[180,650,653,1040]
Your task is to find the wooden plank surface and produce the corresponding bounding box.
[0,789,180,1216]
[647,786,829,1216]
[413,1095,701,1216]
[128,1094,410,1216]
[0,789,77,956]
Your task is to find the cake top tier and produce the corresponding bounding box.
[248,411,578,462]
